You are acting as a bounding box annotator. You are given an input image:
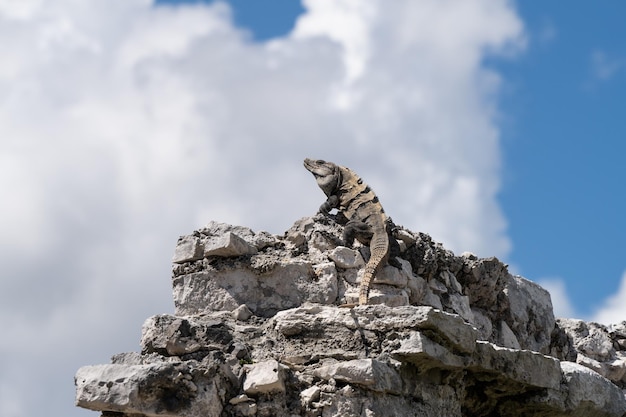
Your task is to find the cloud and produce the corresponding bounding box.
[592,270,626,325]
[591,49,624,81]
[538,272,626,326]
[0,1,524,416]
[536,18,557,45]
[537,278,578,319]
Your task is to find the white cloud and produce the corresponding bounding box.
[592,270,626,326]
[538,272,626,325]
[537,278,578,319]
[0,1,524,416]
[591,49,624,81]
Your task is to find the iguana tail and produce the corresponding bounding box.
[359,230,389,305]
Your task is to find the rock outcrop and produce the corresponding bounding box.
[75,215,626,417]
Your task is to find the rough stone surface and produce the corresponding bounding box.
[76,216,626,417]
[552,318,626,389]
[204,232,258,257]
[75,362,224,417]
[328,246,364,269]
[242,359,286,395]
[173,236,204,264]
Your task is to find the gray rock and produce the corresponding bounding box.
[406,273,427,304]
[300,385,321,406]
[75,217,626,417]
[504,274,555,354]
[473,341,562,390]
[272,304,478,355]
[496,320,521,350]
[421,286,443,310]
[471,307,493,341]
[440,270,463,293]
[311,262,339,304]
[446,293,474,323]
[173,235,204,264]
[392,331,467,369]
[140,314,233,356]
[428,278,448,294]
[555,318,626,387]
[559,361,626,416]
[328,246,364,269]
[173,259,330,317]
[313,359,402,394]
[229,394,253,405]
[243,360,286,395]
[204,231,257,257]
[231,304,253,321]
[75,362,223,417]
[370,259,412,288]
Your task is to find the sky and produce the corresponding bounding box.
[0,1,624,416]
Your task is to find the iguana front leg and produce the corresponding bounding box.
[319,195,339,215]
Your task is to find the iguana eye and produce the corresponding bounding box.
[316,159,326,164]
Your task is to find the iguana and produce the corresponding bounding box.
[303,158,400,306]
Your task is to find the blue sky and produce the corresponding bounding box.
[497,2,626,318]
[1,1,625,417]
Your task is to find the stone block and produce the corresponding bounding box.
[406,273,427,304]
[496,320,521,350]
[370,259,412,288]
[173,236,204,264]
[140,314,233,356]
[75,363,222,417]
[328,246,364,269]
[231,304,253,321]
[313,359,402,394]
[300,386,321,406]
[172,260,327,317]
[243,360,286,395]
[204,232,257,257]
[392,331,467,369]
[473,341,561,390]
[560,361,626,416]
[504,274,555,354]
[446,293,474,323]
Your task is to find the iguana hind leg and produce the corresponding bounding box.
[343,220,372,248]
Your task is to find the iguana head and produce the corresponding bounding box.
[303,158,341,196]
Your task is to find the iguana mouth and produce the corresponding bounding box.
[303,158,331,177]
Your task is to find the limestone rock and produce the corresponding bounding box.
[173,235,204,264]
[554,318,626,388]
[328,246,364,269]
[473,341,562,390]
[140,314,233,356]
[299,385,320,406]
[559,361,626,416]
[204,231,257,257]
[313,358,402,394]
[243,359,286,395]
[75,216,626,417]
[392,331,467,369]
[370,259,412,287]
[231,304,253,321]
[504,274,555,353]
[172,260,325,317]
[75,362,223,417]
[496,320,521,350]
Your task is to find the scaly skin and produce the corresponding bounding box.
[303,158,392,306]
